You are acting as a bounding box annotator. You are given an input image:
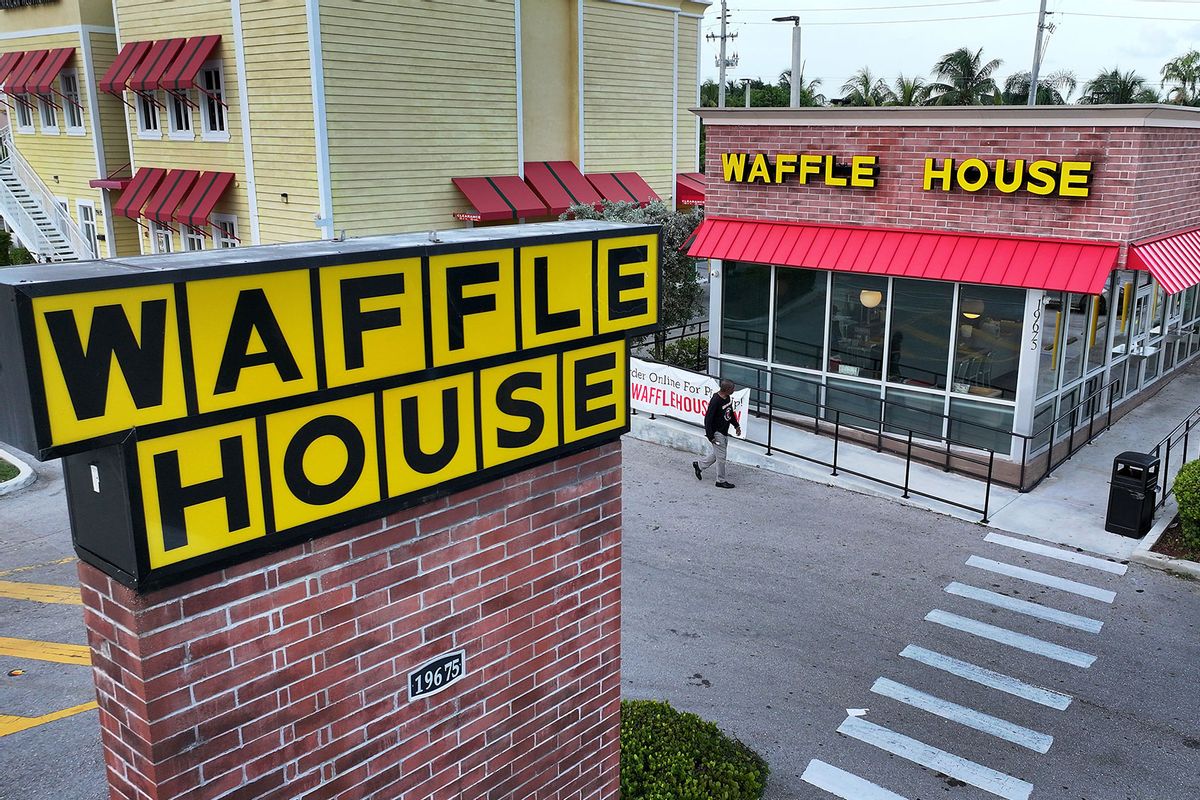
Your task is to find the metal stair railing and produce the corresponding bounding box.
[0,125,91,259]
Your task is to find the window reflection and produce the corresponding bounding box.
[889,278,953,389]
[828,274,888,380]
[774,268,827,370]
[954,286,1023,401]
[721,262,771,360]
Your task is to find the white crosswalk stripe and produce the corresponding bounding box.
[801,760,909,799]
[836,716,1034,800]
[983,533,1128,575]
[966,556,1117,603]
[925,609,1097,667]
[899,645,1073,710]
[945,581,1104,633]
[870,677,1054,753]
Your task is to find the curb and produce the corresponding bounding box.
[0,445,36,497]
[1130,499,1200,579]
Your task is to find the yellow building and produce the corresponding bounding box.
[1,0,708,260]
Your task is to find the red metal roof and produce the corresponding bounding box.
[6,50,47,95]
[144,169,201,225]
[99,40,152,95]
[0,51,24,89]
[688,217,1121,294]
[451,175,549,221]
[113,167,167,219]
[129,38,187,93]
[677,172,705,206]
[29,47,74,95]
[1127,227,1200,295]
[615,172,660,205]
[587,172,639,204]
[542,161,603,209]
[523,161,576,216]
[174,171,235,229]
[161,35,221,92]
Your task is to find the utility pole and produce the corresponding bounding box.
[706,0,738,107]
[1027,0,1049,106]
[772,16,802,108]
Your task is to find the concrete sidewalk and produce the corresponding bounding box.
[628,361,1200,560]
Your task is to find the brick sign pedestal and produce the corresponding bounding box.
[79,444,623,800]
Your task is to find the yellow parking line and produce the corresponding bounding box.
[0,637,91,666]
[0,580,81,605]
[0,557,74,579]
[0,702,99,737]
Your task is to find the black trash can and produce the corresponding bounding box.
[1104,451,1160,537]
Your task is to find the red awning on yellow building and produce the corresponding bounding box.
[28,47,74,95]
[175,171,235,229]
[113,167,167,219]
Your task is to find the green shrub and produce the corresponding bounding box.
[661,336,708,372]
[0,457,17,483]
[1175,459,1200,550]
[621,699,768,800]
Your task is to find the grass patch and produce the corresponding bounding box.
[0,457,18,483]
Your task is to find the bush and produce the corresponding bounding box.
[661,336,708,372]
[1175,459,1200,549]
[621,699,768,800]
[0,456,17,483]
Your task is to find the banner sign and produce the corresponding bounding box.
[0,221,659,588]
[629,357,748,439]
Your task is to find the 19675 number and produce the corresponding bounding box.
[408,650,467,701]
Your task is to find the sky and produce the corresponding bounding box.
[698,0,1200,99]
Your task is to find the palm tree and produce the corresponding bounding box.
[839,67,896,106]
[1080,68,1160,104]
[1161,50,1200,105]
[890,73,930,106]
[1000,70,1076,105]
[700,79,720,108]
[928,47,1002,105]
[779,69,827,106]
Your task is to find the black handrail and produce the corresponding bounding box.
[1149,399,1200,509]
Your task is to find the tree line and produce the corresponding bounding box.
[703,46,1200,107]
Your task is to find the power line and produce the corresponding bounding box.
[733,1,1000,11]
[734,11,1033,26]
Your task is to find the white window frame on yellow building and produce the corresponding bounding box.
[76,200,99,259]
[14,96,35,132]
[212,213,238,248]
[38,95,59,134]
[136,91,161,138]
[199,61,229,142]
[149,220,173,254]
[183,226,205,251]
[167,90,193,141]
[60,70,85,135]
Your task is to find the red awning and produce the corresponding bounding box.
[452,175,549,221]
[688,217,1121,294]
[677,172,705,206]
[174,171,234,229]
[128,38,186,93]
[0,51,27,89]
[1127,228,1200,295]
[29,47,74,95]
[113,167,167,219]
[523,161,576,216]
[540,161,604,210]
[89,176,134,190]
[144,169,201,225]
[6,50,48,95]
[99,40,152,95]
[587,172,660,206]
[161,35,221,92]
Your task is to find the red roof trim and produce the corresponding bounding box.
[113,167,167,219]
[98,40,152,95]
[89,177,134,190]
[688,217,1120,295]
[29,47,74,95]
[145,169,201,225]
[129,38,186,93]
[6,50,48,95]
[175,171,234,229]
[161,35,221,92]
[1128,228,1200,294]
[0,51,24,88]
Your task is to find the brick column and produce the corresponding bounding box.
[79,443,623,800]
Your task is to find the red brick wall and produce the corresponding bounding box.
[702,124,1200,246]
[79,442,623,800]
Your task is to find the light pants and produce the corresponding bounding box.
[699,432,728,481]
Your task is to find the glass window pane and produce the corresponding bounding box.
[949,398,1014,454]
[828,274,888,380]
[954,285,1024,401]
[888,278,953,389]
[1037,292,1065,398]
[773,268,826,370]
[824,378,882,428]
[884,387,945,440]
[1086,284,1112,373]
[719,360,764,407]
[1061,293,1088,384]
[721,261,770,360]
[1031,400,1055,453]
[770,369,820,417]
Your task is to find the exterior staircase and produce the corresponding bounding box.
[0,125,91,262]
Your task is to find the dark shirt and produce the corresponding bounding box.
[704,392,738,440]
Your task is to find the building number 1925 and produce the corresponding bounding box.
[408,650,467,701]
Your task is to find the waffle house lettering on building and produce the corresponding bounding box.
[721,152,881,188]
[922,157,1093,197]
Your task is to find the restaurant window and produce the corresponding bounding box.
[828,274,888,380]
[888,278,954,389]
[14,96,34,131]
[824,377,882,427]
[212,214,238,248]
[200,63,228,140]
[1086,280,1114,374]
[721,261,770,360]
[770,369,820,417]
[949,398,1014,454]
[1110,272,1137,361]
[884,387,945,441]
[1060,293,1089,385]
[137,92,160,136]
[773,268,827,370]
[168,91,193,139]
[61,71,84,133]
[183,227,205,251]
[954,285,1023,402]
[150,221,173,254]
[1037,292,1065,399]
[38,96,58,133]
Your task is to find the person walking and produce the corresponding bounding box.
[693,379,741,489]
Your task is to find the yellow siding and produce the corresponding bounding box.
[522,0,576,163]
[86,31,138,257]
[113,1,249,252]
[321,0,519,235]
[240,0,321,245]
[583,0,675,201]
[677,15,700,175]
